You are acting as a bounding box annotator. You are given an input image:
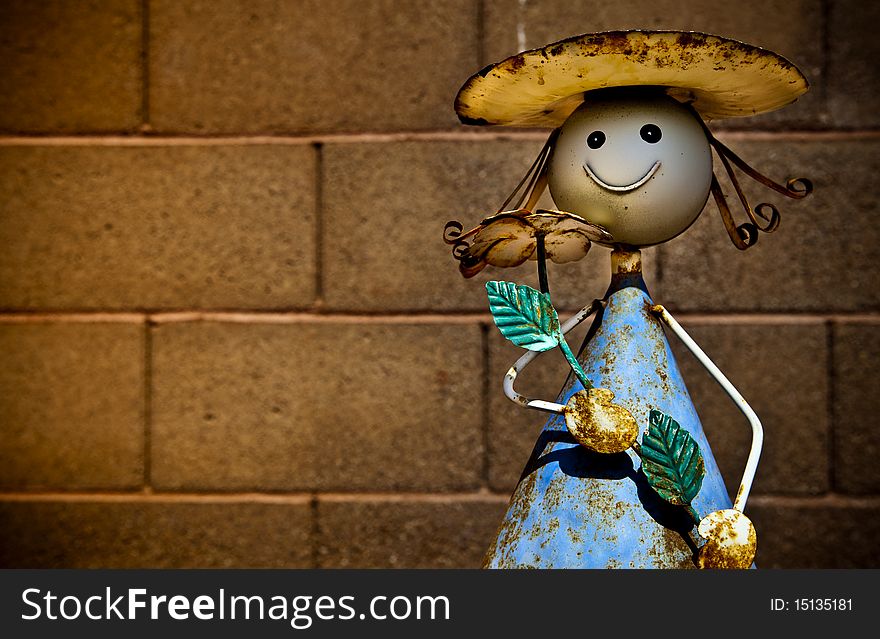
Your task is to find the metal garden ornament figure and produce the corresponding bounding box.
[443,31,812,569]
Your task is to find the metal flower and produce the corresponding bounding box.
[697,509,757,569]
[444,209,613,278]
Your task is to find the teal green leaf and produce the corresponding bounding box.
[640,410,705,505]
[486,281,560,352]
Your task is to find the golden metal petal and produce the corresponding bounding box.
[544,230,592,264]
[474,236,536,268]
[471,218,533,246]
[536,209,614,243]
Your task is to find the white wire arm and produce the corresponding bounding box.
[650,304,763,513]
[502,300,604,415]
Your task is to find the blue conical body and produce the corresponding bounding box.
[484,262,732,568]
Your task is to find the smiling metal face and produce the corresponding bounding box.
[548,90,713,247]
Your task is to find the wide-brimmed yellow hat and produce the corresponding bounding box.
[455,30,808,127]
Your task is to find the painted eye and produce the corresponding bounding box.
[640,124,662,143]
[587,131,606,149]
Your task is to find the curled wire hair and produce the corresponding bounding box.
[695,116,813,250]
[496,128,560,212]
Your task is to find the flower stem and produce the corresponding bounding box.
[556,334,592,390]
[536,233,549,295]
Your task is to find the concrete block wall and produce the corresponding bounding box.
[0,0,877,568]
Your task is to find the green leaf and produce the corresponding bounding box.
[486,281,560,352]
[640,410,705,505]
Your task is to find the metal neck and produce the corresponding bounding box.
[607,248,649,296]
[611,249,642,275]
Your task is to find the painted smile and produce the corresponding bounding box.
[583,161,661,192]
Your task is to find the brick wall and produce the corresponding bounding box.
[0,0,877,568]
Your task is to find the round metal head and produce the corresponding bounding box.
[548,89,712,247]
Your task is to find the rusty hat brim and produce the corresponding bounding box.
[455,31,809,127]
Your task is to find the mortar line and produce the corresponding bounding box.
[516,0,528,52]
[747,493,880,508]
[820,0,832,126]
[143,319,154,490]
[479,322,491,490]
[0,312,147,323]
[310,493,321,569]
[0,130,876,146]
[313,142,324,304]
[133,312,880,324]
[654,244,665,295]
[476,0,486,68]
[0,491,509,503]
[0,132,548,146]
[0,490,875,506]
[826,318,836,492]
[0,310,878,324]
[140,0,150,130]
[315,491,509,503]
